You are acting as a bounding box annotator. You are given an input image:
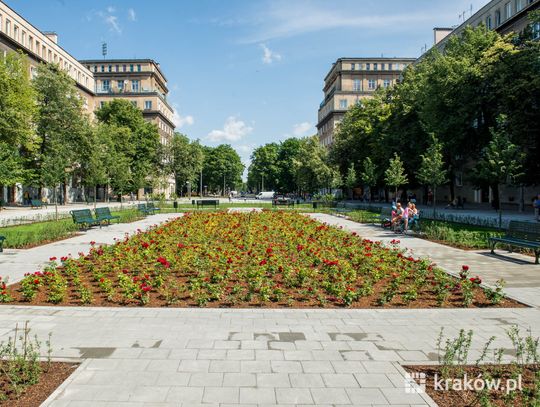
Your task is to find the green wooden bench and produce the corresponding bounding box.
[30,199,45,209]
[272,199,294,208]
[70,209,98,229]
[137,203,152,216]
[0,236,5,253]
[489,221,540,264]
[196,200,219,209]
[147,202,161,214]
[94,207,120,225]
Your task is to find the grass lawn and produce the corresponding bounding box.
[1,211,520,308]
[0,209,142,249]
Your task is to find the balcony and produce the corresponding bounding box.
[95,87,167,100]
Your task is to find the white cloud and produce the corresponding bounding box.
[237,1,433,43]
[94,8,122,34]
[172,106,194,129]
[207,116,253,143]
[292,122,313,137]
[105,15,121,33]
[260,44,281,64]
[127,8,137,22]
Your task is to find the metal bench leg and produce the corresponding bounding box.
[535,250,539,265]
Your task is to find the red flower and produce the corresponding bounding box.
[266,247,273,254]
[141,242,149,249]
[34,279,40,284]
[49,257,57,261]
[297,244,304,252]
[462,265,469,271]
[259,259,267,266]
[99,278,105,283]
[177,243,185,248]
[90,241,96,246]
[156,257,170,268]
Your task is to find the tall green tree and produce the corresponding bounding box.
[0,51,37,198]
[202,145,244,194]
[384,153,408,200]
[248,143,280,192]
[96,99,161,196]
[416,135,447,213]
[170,133,204,196]
[360,157,377,202]
[474,116,525,227]
[344,164,357,199]
[32,63,89,208]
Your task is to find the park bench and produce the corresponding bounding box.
[147,202,161,214]
[94,207,120,225]
[70,209,98,229]
[196,200,219,209]
[30,199,45,209]
[380,208,394,228]
[0,236,5,253]
[489,221,540,264]
[333,202,355,215]
[272,199,294,208]
[137,203,153,216]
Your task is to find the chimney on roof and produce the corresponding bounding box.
[433,27,453,45]
[44,32,58,44]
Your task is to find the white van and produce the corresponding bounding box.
[256,191,275,200]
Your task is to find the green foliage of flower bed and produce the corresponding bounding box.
[2,211,518,308]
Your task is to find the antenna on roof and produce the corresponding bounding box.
[102,42,108,58]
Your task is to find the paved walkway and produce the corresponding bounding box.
[0,212,538,406]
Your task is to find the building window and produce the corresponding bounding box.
[339,99,348,109]
[373,63,378,71]
[381,63,386,70]
[368,79,377,90]
[350,63,355,70]
[102,80,110,92]
[14,25,19,41]
[486,15,492,29]
[108,65,112,72]
[353,79,362,91]
[117,80,124,91]
[115,64,119,72]
[144,100,152,110]
[495,10,501,27]
[123,64,127,72]
[533,21,540,39]
[130,64,134,72]
[505,2,512,19]
[28,36,33,51]
[383,79,391,88]
[366,63,371,71]
[131,80,139,92]
[101,65,105,72]
[21,31,26,47]
[137,64,142,72]
[0,14,2,32]
[100,101,106,108]
[515,0,524,12]
[5,19,10,36]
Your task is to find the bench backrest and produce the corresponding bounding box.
[71,209,94,221]
[507,221,540,243]
[137,203,147,210]
[31,199,42,206]
[197,200,218,205]
[147,202,156,209]
[0,236,5,241]
[95,207,112,217]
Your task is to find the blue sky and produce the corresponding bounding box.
[9,0,488,171]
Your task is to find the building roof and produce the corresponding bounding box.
[79,59,168,83]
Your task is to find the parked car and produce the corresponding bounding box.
[256,191,275,200]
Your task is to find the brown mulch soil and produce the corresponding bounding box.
[3,269,526,309]
[404,365,539,407]
[0,362,78,407]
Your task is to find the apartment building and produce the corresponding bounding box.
[317,58,415,147]
[0,1,176,202]
[435,0,539,50]
[0,1,95,111]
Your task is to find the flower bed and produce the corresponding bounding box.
[0,211,524,308]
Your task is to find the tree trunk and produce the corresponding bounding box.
[498,184,503,229]
[433,185,437,217]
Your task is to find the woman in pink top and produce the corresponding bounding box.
[402,203,411,232]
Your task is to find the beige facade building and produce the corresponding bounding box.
[317,58,415,147]
[0,1,177,202]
